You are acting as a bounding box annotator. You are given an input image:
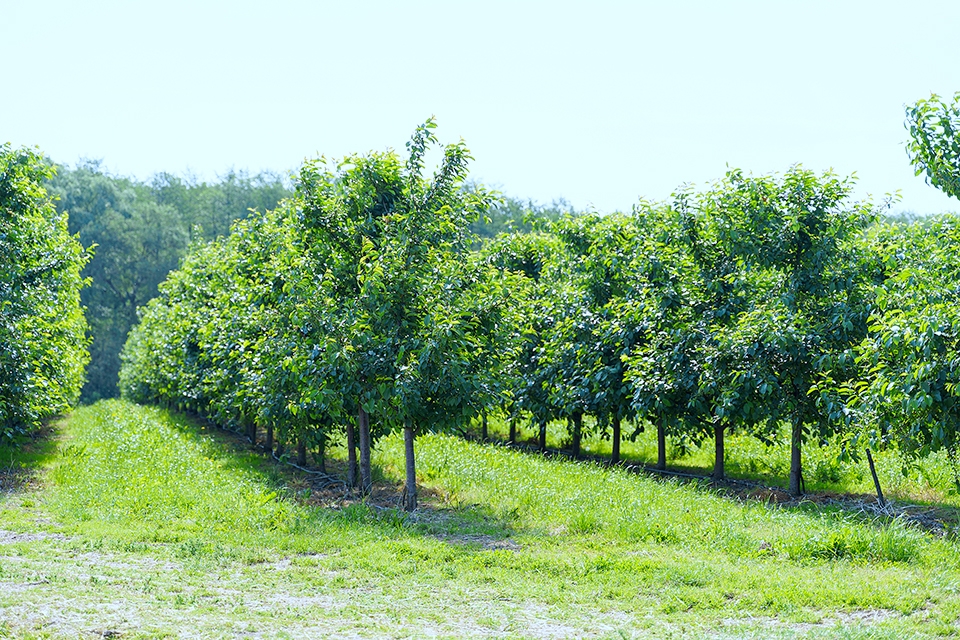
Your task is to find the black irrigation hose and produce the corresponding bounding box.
[270,450,349,490]
[180,409,949,530]
[267,452,413,511]
[174,407,352,493]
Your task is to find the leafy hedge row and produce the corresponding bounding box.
[120,120,960,506]
[0,145,89,440]
[121,121,516,509]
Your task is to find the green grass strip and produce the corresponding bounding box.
[377,433,948,565]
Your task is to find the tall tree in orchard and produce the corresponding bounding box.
[482,231,564,447]
[854,217,960,485]
[295,146,408,494]
[542,214,606,459]
[296,119,494,509]
[552,212,641,463]
[702,168,877,496]
[623,204,704,471]
[670,188,762,480]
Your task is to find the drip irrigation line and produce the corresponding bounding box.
[271,450,349,489]
[175,407,353,493]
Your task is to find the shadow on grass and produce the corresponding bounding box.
[0,419,63,495]
[160,408,520,548]
[128,405,951,565]
[477,430,960,541]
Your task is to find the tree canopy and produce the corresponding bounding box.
[0,145,90,440]
[906,91,960,201]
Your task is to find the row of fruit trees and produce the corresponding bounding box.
[115,97,960,509]
[3,94,959,510]
[0,146,89,441]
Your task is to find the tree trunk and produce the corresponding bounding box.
[247,421,257,447]
[538,419,547,452]
[358,406,372,496]
[266,425,274,454]
[713,422,724,480]
[314,435,327,474]
[297,439,307,466]
[657,417,666,471]
[481,411,488,441]
[571,412,582,459]
[346,418,359,488]
[275,439,286,458]
[509,417,517,444]
[611,415,621,465]
[789,420,803,496]
[402,420,417,511]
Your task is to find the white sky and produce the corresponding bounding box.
[3,0,959,215]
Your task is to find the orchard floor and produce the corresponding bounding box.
[0,401,958,639]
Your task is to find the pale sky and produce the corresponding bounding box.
[3,0,959,215]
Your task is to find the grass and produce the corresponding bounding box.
[479,413,960,507]
[0,399,959,637]
[379,435,931,563]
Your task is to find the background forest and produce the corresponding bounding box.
[48,164,291,401]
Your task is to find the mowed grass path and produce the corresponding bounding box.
[0,401,958,638]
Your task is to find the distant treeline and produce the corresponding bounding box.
[46,163,292,402]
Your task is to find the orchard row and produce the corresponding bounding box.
[118,120,960,508]
[0,146,89,439]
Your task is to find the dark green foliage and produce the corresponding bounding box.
[0,145,90,440]
[544,213,645,457]
[151,170,291,241]
[690,168,880,494]
[48,163,291,401]
[481,231,564,435]
[623,204,706,468]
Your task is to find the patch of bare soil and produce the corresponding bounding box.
[439,535,522,551]
[720,608,901,634]
[0,529,67,544]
